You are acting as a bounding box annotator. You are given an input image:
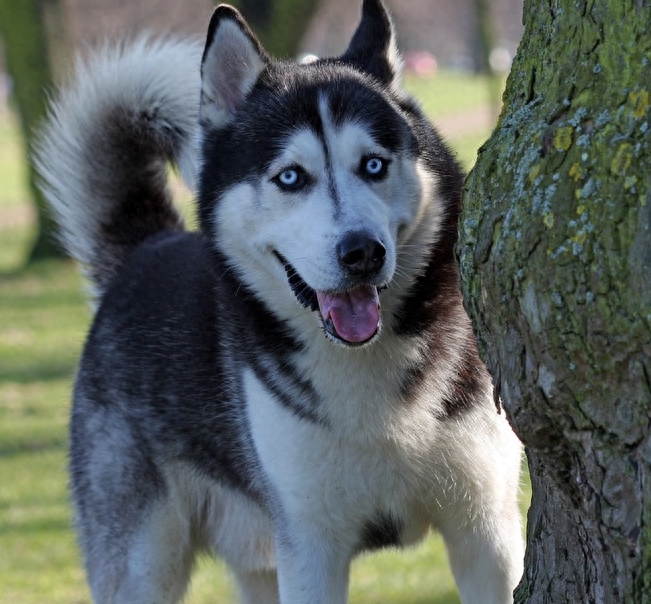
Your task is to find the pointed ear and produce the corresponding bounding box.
[339,0,401,85]
[200,5,268,127]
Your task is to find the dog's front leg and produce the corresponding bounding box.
[440,512,524,604]
[273,521,351,604]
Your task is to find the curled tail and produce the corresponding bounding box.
[35,36,202,294]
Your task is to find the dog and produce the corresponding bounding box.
[35,1,524,602]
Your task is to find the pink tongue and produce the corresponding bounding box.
[316,286,380,343]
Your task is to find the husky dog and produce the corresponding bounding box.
[35,1,524,603]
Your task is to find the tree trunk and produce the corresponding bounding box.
[0,0,70,263]
[472,0,494,74]
[458,1,651,602]
[236,0,318,58]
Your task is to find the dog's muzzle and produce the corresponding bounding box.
[274,236,385,346]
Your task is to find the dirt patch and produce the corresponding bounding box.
[0,203,34,230]
[436,104,500,141]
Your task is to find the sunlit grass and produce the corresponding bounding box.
[404,71,503,121]
[0,69,524,604]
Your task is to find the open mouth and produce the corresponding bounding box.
[274,252,381,346]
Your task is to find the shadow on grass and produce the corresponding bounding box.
[0,436,67,457]
[0,260,86,385]
[351,591,460,604]
[395,595,460,604]
[0,359,77,384]
[0,513,72,536]
[0,262,87,310]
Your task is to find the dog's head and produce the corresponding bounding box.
[198,0,459,347]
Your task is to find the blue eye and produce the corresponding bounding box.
[278,169,299,186]
[361,155,389,180]
[273,166,309,191]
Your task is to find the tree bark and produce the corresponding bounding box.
[458,1,651,602]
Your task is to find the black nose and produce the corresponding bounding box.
[337,232,386,276]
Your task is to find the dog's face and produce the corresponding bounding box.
[198,1,445,347]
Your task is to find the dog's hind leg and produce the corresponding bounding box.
[71,406,196,604]
[232,568,280,604]
[82,494,196,604]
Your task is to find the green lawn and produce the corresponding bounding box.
[0,71,527,604]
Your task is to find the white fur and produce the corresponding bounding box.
[242,365,523,604]
[213,100,437,344]
[34,36,202,292]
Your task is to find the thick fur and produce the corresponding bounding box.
[35,2,524,603]
[35,36,201,294]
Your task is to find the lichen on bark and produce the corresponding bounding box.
[457,0,651,602]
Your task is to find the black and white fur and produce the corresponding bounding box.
[35,2,524,603]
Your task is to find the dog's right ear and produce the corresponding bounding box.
[200,5,268,127]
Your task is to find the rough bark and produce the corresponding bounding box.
[458,1,651,603]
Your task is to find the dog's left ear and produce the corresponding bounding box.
[200,5,268,127]
[339,0,401,86]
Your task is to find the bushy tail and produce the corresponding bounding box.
[34,36,202,294]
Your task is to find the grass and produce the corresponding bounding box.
[405,71,503,120]
[0,70,526,604]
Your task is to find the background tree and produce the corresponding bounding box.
[458,1,651,602]
[471,0,494,74]
[0,0,69,262]
[236,0,318,57]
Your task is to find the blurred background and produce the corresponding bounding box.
[0,1,526,602]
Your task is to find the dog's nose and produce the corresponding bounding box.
[337,232,386,276]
